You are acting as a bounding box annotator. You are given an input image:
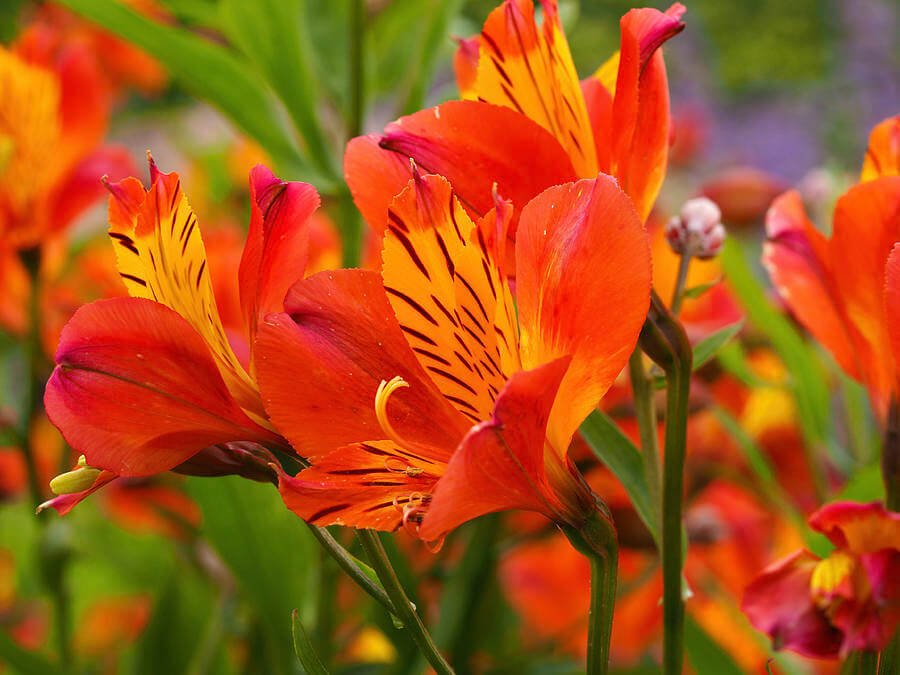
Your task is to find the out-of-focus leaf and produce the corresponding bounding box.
[0,629,57,675]
[157,0,219,26]
[58,0,316,180]
[712,406,830,557]
[580,410,658,545]
[684,617,744,675]
[715,339,772,388]
[291,610,329,675]
[722,239,830,494]
[692,320,745,371]
[368,0,459,109]
[400,0,465,113]
[219,0,335,177]
[187,476,318,675]
[133,571,220,675]
[835,463,884,503]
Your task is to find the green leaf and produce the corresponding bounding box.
[682,278,721,300]
[187,476,318,675]
[684,617,744,675]
[722,239,831,496]
[400,0,465,114]
[580,410,658,545]
[0,629,58,675]
[692,320,744,371]
[58,0,315,179]
[291,610,329,675]
[219,0,335,177]
[835,462,884,503]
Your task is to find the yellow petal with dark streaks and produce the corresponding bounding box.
[105,163,262,418]
[475,0,597,177]
[382,172,520,424]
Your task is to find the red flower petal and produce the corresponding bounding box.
[45,298,277,477]
[255,269,468,461]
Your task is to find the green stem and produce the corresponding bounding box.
[313,545,338,667]
[304,524,394,614]
[661,362,690,675]
[637,292,692,675]
[856,650,879,675]
[628,349,661,536]
[563,511,618,675]
[357,530,455,675]
[669,252,692,316]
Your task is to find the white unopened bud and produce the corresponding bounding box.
[665,197,725,260]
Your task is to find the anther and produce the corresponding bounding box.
[375,376,410,449]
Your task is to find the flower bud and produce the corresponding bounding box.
[665,197,725,260]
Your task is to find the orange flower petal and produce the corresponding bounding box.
[255,269,468,461]
[475,0,597,176]
[44,298,276,477]
[886,243,900,387]
[348,100,576,233]
[453,36,479,99]
[382,173,520,423]
[830,177,900,414]
[106,160,261,417]
[598,4,685,221]
[277,440,444,531]
[763,190,859,379]
[420,358,570,541]
[516,177,651,454]
[861,114,900,182]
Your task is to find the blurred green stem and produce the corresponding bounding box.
[314,545,338,667]
[638,292,692,675]
[357,530,454,674]
[18,246,45,510]
[628,350,661,536]
[563,511,618,675]
[19,247,73,670]
[669,252,692,315]
[882,400,900,510]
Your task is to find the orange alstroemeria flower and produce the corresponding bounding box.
[763,114,900,420]
[1,20,133,249]
[257,170,650,543]
[345,0,685,250]
[41,158,321,513]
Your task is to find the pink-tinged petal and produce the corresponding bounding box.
[605,4,686,221]
[515,177,651,454]
[763,190,859,380]
[48,145,136,235]
[808,501,900,554]
[255,269,469,461]
[420,358,570,541]
[830,177,900,416]
[742,550,842,659]
[347,100,576,234]
[239,165,319,348]
[834,550,900,653]
[44,298,278,477]
[344,134,416,237]
[276,440,444,532]
[36,470,117,516]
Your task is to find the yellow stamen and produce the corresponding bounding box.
[49,455,102,495]
[375,376,410,449]
[810,551,855,600]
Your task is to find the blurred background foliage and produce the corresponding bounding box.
[0,0,897,674]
